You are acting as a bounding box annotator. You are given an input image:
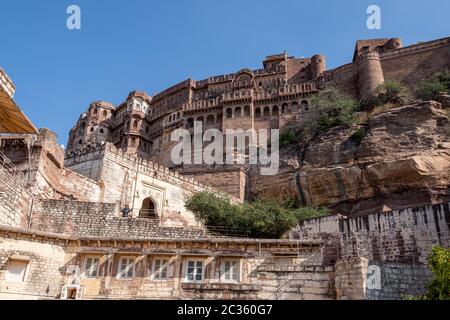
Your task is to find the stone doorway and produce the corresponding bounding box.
[139,197,158,219]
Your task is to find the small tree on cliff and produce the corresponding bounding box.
[307,88,359,139]
[375,80,411,105]
[416,70,450,101]
[185,192,328,239]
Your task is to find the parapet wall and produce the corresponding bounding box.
[327,36,450,99]
[30,199,208,239]
[289,202,450,264]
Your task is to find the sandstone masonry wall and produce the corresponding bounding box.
[289,202,450,264]
[0,237,66,299]
[30,199,208,239]
[0,226,333,300]
[0,160,32,229]
[334,257,433,300]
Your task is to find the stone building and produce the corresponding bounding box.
[0,36,449,300]
[64,37,450,201]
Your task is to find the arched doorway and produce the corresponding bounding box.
[139,197,158,219]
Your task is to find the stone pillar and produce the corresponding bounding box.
[357,52,385,103]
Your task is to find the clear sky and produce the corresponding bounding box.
[0,0,449,145]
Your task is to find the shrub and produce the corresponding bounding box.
[185,192,329,239]
[375,80,411,105]
[279,129,297,147]
[307,88,359,137]
[402,246,450,300]
[416,70,450,101]
[425,246,450,300]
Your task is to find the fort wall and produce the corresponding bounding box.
[288,202,450,299]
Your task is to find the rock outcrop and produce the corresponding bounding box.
[253,101,450,216]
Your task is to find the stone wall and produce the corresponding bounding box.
[65,143,239,227]
[334,257,433,300]
[379,37,450,90]
[289,202,450,264]
[0,237,66,299]
[30,199,207,239]
[289,203,449,300]
[181,168,248,201]
[0,226,333,300]
[0,157,32,229]
[0,131,103,202]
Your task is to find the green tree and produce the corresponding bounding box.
[425,246,450,300]
[185,192,329,239]
[307,88,359,138]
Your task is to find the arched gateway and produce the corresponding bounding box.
[139,197,158,219]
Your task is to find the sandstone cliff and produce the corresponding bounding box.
[252,100,450,216]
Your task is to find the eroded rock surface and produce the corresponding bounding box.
[254,101,450,216]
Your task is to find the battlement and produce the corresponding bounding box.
[65,142,240,203]
[379,36,450,60]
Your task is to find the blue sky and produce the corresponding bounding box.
[0,0,449,145]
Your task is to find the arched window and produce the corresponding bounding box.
[264,106,270,117]
[255,108,261,118]
[282,103,288,114]
[99,129,104,134]
[187,118,194,128]
[90,127,94,132]
[217,113,223,123]
[226,108,233,118]
[291,101,299,113]
[235,107,242,118]
[93,108,98,115]
[81,122,86,128]
[244,106,251,117]
[103,110,108,117]
[140,197,157,219]
[206,115,215,125]
[133,120,138,128]
[301,100,309,112]
[78,139,83,145]
[272,105,279,116]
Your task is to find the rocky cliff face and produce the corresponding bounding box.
[252,100,450,216]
